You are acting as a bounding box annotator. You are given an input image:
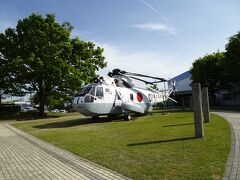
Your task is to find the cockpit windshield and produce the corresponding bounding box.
[74,84,98,97]
[75,86,92,97]
[81,86,92,96]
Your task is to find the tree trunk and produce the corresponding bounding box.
[39,96,46,116]
[0,89,2,105]
[38,82,46,116]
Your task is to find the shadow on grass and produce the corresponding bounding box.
[150,109,193,115]
[33,116,123,129]
[0,111,60,121]
[128,137,198,146]
[162,123,194,127]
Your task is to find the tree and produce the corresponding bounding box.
[31,91,71,110]
[0,13,106,115]
[225,31,240,85]
[149,84,159,91]
[190,52,226,104]
[0,90,4,104]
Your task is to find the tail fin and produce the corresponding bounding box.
[147,84,177,103]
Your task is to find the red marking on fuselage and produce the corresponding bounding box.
[137,92,143,102]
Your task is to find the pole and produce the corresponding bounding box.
[192,83,204,138]
[163,82,166,112]
[202,87,210,123]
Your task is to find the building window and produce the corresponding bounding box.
[223,93,236,101]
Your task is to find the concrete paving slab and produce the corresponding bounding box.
[0,124,130,180]
[213,111,240,180]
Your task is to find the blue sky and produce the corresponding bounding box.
[0,0,240,79]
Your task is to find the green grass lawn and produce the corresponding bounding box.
[12,112,230,180]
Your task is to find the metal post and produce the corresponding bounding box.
[182,96,185,111]
[202,87,210,123]
[192,83,204,138]
[163,82,167,112]
[189,96,193,111]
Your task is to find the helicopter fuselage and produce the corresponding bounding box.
[72,76,171,117]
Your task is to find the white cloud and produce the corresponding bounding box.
[138,0,167,23]
[136,0,175,34]
[97,43,190,81]
[132,23,175,34]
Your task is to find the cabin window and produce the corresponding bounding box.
[96,87,104,97]
[105,88,110,93]
[130,94,134,101]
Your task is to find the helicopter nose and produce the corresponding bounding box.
[73,96,83,104]
[73,97,90,115]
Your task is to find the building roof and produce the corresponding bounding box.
[171,71,191,82]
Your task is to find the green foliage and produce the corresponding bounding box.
[0,13,106,114]
[149,84,159,91]
[31,93,40,105]
[225,31,240,85]
[190,31,240,104]
[190,52,226,99]
[47,98,65,110]
[31,91,70,110]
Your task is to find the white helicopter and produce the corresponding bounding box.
[72,69,176,120]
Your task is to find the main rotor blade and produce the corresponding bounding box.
[108,69,167,82]
[124,72,167,82]
[128,76,155,85]
[124,75,165,84]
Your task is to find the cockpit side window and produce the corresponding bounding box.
[96,87,103,97]
[77,86,92,96]
[89,87,96,96]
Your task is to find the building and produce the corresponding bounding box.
[168,71,192,108]
[169,71,240,106]
[216,88,240,105]
[14,101,34,111]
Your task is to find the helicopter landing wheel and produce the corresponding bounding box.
[124,114,132,121]
[91,115,99,120]
[108,114,118,119]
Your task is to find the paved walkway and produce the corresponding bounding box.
[213,111,240,180]
[0,124,130,180]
